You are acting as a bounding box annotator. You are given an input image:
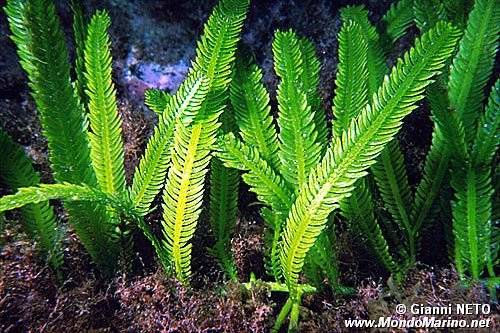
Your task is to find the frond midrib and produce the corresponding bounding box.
[172,122,203,281]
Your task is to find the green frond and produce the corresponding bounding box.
[192,0,250,121]
[162,112,220,283]
[340,5,387,96]
[332,20,369,138]
[299,37,328,146]
[0,182,138,220]
[71,0,88,105]
[4,0,36,82]
[84,10,126,196]
[279,22,461,296]
[5,0,96,187]
[411,83,467,234]
[471,79,500,167]
[216,133,293,216]
[273,29,322,189]
[145,88,171,116]
[130,73,209,215]
[371,141,413,241]
[413,0,445,33]
[208,157,239,280]
[0,129,62,270]
[230,49,280,170]
[448,0,500,142]
[379,0,415,44]
[451,166,494,279]
[208,105,240,280]
[443,0,475,30]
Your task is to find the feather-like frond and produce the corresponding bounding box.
[6,0,95,186]
[262,207,284,281]
[340,6,387,96]
[208,156,239,280]
[4,0,121,275]
[273,29,322,189]
[332,20,369,138]
[339,6,413,268]
[162,111,220,283]
[84,11,126,196]
[451,166,493,279]
[371,140,413,239]
[192,0,250,120]
[71,0,88,105]
[280,22,460,295]
[411,83,466,233]
[230,50,280,170]
[208,105,240,280]
[448,0,500,142]
[159,0,249,283]
[451,79,499,280]
[299,37,328,146]
[4,0,36,82]
[344,4,414,258]
[0,129,62,270]
[130,73,209,215]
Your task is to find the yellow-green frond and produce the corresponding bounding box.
[162,112,221,283]
[273,29,322,190]
[216,133,294,216]
[130,73,209,215]
[84,10,126,196]
[230,49,280,170]
[0,182,138,219]
[192,0,250,120]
